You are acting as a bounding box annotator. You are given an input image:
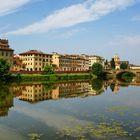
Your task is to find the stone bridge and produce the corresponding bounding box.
[105,69,140,77]
[115,69,140,75]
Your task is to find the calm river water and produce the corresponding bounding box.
[0,79,140,140]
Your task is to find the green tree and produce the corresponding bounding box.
[43,64,55,75]
[110,58,115,69]
[0,59,11,81]
[52,64,58,71]
[92,63,103,76]
[120,63,128,70]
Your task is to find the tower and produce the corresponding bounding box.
[114,54,120,70]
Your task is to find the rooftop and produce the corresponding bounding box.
[19,50,52,56]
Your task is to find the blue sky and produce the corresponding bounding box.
[0,0,140,64]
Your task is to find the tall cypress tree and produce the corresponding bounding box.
[110,58,115,69]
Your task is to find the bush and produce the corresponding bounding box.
[0,59,11,81]
[17,74,91,82]
[120,63,128,70]
[92,63,103,76]
[43,65,55,75]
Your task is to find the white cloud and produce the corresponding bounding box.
[109,35,140,47]
[5,0,139,36]
[54,28,87,39]
[13,105,89,130]
[132,15,140,21]
[0,0,31,16]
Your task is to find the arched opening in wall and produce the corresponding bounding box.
[30,68,33,71]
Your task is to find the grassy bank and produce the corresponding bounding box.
[12,73,96,83]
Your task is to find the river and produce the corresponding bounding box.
[0,79,140,140]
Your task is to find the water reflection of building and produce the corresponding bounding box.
[109,81,121,94]
[11,82,101,103]
[58,82,90,98]
[14,84,52,102]
[113,83,120,94]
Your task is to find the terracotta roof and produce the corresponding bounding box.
[19,50,52,56]
[19,50,45,55]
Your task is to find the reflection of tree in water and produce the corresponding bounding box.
[0,85,13,117]
[110,83,115,92]
[91,79,104,95]
[44,82,56,91]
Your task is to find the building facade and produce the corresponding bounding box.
[52,53,89,72]
[84,55,105,69]
[19,50,52,71]
[129,64,140,70]
[0,39,14,64]
[12,55,26,71]
[114,54,120,69]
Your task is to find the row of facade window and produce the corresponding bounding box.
[0,51,13,57]
[25,62,49,66]
[22,58,51,62]
[26,68,42,71]
[23,54,52,57]
[59,64,87,68]
[60,68,85,71]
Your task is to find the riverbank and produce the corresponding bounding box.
[2,69,138,83]
[11,73,97,83]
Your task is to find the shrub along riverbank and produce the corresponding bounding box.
[11,73,96,83]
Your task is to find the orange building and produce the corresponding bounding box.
[0,39,14,64]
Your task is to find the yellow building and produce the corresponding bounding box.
[19,50,52,71]
[82,55,105,68]
[52,53,89,72]
[0,39,14,64]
